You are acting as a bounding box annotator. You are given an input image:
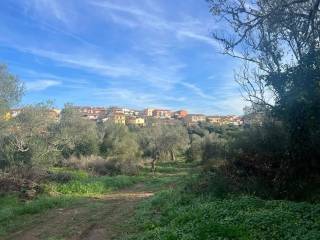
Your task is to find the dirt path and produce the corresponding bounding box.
[5,183,154,240]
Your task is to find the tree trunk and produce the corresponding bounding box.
[151,158,156,176]
[170,150,176,161]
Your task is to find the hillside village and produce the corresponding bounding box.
[7,106,244,127]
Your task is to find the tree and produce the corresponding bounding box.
[137,124,189,174]
[0,64,24,108]
[0,64,24,130]
[57,104,99,158]
[186,134,203,162]
[0,103,59,168]
[0,64,24,169]
[209,0,320,197]
[100,122,141,174]
[209,0,320,106]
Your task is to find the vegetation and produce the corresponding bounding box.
[127,188,320,240]
[1,0,320,238]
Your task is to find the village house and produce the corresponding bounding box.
[109,113,126,125]
[122,108,140,116]
[152,109,171,119]
[184,114,206,126]
[206,116,222,124]
[48,109,61,121]
[76,106,106,120]
[173,110,188,119]
[126,117,145,127]
[220,115,243,126]
[10,109,22,118]
[108,107,124,115]
[207,115,243,126]
[144,108,154,117]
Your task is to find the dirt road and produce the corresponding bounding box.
[5,184,154,240]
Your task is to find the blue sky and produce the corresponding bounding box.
[0,0,245,115]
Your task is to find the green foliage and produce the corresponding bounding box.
[0,194,76,236]
[208,0,320,199]
[186,134,203,162]
[128,189,320,240]
[57,105,99,158]
[1,102,61,169]
[0,64,24,109]
[46,174,143,196]
[100,122,141,174]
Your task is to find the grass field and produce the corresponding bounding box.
[126,179,320,240]
[0,161,191,238]
[2,160,318,239]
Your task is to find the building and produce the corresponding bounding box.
[207,115,243,126]
[2,112,11,121]
[122,108,140,116]
[207,116,222,124]
[108,107,124,115]
[144,108,154,117]
[76,106,106,120]
[173,110,188,119]
[184,114,206,126]
[152,109,171,119]
[10,109,22,118]
[109,113,126,125]
[126,117,145,127]
[48,109,61,121]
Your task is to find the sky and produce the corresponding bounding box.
[0,0,245,115]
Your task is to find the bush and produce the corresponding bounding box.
[46,172,73,183]
[62,155,139,176]
[0,169,44,200]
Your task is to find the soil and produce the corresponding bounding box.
[4,183,154,240]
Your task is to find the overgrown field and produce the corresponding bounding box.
[0,161,190,237]
[127,183,320,240]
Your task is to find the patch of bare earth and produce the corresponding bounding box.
[4,183,153,240]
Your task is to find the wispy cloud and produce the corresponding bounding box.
[26,79,61,91]
[179,82,216,100]
[177,30,221,48]
[0,0,245,114]
[18,47,136,78]
[91,0,220,50]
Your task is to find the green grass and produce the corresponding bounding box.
[126,189,320,240]
[50,167,90,180]
[0,194,78,236]
[0,161,195,237]
[0,168,147,236]
[46,175,145,196]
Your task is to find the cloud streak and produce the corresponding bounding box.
[26,79,61,91]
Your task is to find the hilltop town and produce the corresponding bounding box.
[8,106,244,127]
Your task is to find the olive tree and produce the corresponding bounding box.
[138,124,189,174]
[209,0,320,196]
[56,104,99,158]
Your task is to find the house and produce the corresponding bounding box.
[126,117,145,127]
[109,113,126,125]
[48,109,61,121]
[184,114,206,126]
[144,108,154,117]
[207,116,222,124]
[108,107,124,115]
[2,112,11,121]
[207,115,243,126]
[76,106,106,120]
[152,109,171,119]
[10,109,22,118]
[173,110,188,119]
